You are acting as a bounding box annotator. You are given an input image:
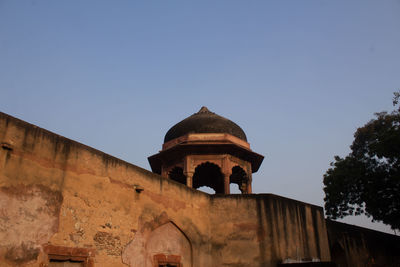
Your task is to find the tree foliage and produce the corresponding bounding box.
[323,92,400,230]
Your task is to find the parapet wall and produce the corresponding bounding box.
[208,194,331,266]
[0,112,331,267]
[326,220,400,267]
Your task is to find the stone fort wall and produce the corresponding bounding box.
[326,220,400,267]
[0,112,331,267]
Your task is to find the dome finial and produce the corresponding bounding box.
[198,106,211,114]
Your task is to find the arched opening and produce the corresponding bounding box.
[230,166,248,194]
[229,183,241,194]
[193,162,224,194]
[168,167,186,185]
[197,186,216,194]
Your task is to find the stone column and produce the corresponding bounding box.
[247,182,252,194]
[184,172,193,188]
[222,169,232,194]
[224,174,230,194]
[247,173,252,194]
[183,156,193,188]
[221,157,232,194]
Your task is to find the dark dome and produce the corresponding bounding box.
[164,107,247,143]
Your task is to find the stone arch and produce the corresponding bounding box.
[192,162,224,194]
[122,219,192,267]
[168,166,186,185]
[230,166,248,194]
[146,221,192,267]
[197,186,216,194]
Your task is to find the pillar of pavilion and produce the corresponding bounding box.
[148,106,264,194]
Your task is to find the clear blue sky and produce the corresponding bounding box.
[1,1,399,233]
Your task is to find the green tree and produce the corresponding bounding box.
[323,92,400,230]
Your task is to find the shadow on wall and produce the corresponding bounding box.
[326,220,400,267]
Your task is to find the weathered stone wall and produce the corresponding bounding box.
[0,112,332,267]
[326,220,400,267]
[208,194,331,266]
[0,112,213,267]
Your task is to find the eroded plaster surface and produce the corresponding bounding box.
[0,184,62,265]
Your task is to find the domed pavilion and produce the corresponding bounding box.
[148,106,264,194]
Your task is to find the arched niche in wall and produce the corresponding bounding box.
[122,221,192,267]
[146,222,192,267]
[192,162,224,194]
